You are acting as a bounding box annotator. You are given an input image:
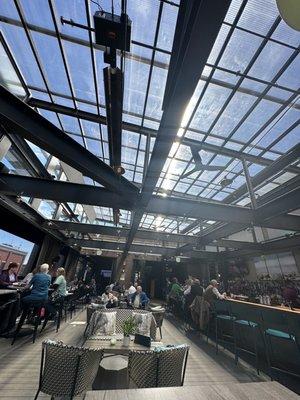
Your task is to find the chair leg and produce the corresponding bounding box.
[40,313,49,332]
[254,328,259,375]
[264,333,273,380]
[159,326,162,340]
[233,324,238,365]
[33,313,41,343]
[11,309,28,345]
[215,318,219,354]
[56,307,62,333]
[33,389,40,400]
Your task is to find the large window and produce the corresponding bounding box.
[253,252,298,277]
[0,229,36,275]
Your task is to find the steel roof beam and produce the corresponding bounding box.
[255,186,300,222]
[27,97,300,176]
[0,173,134,210]
[0,85,138,196]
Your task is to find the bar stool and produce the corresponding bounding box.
[12,300,46,344]
[40,299,64,333]
[231,302,262,374]
[261,308,300,380]
[214,300,235,354]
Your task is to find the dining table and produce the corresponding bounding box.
[85,381,300,400]
[85,336,162,355]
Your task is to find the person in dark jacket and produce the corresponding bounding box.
[22,263,51,307]
[0,262,18,288]
[129,286,149,309]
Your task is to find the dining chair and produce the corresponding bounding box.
[128,345,189,388]
[34,340,103,400]
[151,309,165,339]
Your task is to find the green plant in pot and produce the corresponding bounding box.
[122,316,136,346]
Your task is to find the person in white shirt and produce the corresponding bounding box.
[128,282,136,295]
[130,286,149,309]
[204,279,226,305]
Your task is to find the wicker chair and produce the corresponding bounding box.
[151,309,165,339]
[34,340,103,400]
[128,345,189,388]
[85,308,157,340]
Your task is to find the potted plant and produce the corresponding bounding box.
[122,316,136,346]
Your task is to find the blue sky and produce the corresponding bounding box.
[0,229,35,264]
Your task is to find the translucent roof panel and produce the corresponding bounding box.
[0,0,299,242]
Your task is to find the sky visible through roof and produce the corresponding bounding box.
[0,0,299,239]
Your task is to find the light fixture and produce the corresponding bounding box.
[276,0,300,31]
[175,256,181,263]
[220,176,233,188]
[113,165,125,175]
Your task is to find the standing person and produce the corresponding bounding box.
[0,262,19,288]
[203,279,226,306]
[130,286,149,309]
[22,263,51,306]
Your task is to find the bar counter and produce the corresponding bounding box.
[227,298,300,314]
[217,298,300,377]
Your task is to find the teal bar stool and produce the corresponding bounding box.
[261,308,300,380]
[214,300,236,354]
[231,301,262,374]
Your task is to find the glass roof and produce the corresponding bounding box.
[0,0,299,242]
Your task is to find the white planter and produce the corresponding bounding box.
[123,335,130,347]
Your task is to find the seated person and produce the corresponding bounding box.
[282,280,300,308]
[46,267,67,316]
[128,282,136,295]
[203,279,226,306]
[22,263,51,307]
[0,262,19,288]
[21,265,40,286]
[129,286,149,309]
[112,281,122,293]
[101,286,118,308]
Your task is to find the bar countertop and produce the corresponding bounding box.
[227,298,300,314]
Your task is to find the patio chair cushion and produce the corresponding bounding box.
[235,319,258,328]
[265,328,295,340]
[133,312,152,336]
[96,311,116,335]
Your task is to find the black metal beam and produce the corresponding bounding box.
[0,173,256,223]
[148,196,253,224]
[255,186,300,222]
[227,144,300,205]
[117,0,232,271]
[0,173,135,210]
[0,85,138,196]
[183,143,300,240]
[0,194,65,242]
[43,220,198,244]
[69,238,178,256]
[2,173,299,231]
[27,97,300,176]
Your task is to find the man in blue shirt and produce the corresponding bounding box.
[22,263,51,306]
[130,286,149,309]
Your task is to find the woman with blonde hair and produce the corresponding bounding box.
[46,267,67,317]
[53,267,67,297]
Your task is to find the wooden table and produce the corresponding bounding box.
[85,381,299,400]
[85,337,162,355]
